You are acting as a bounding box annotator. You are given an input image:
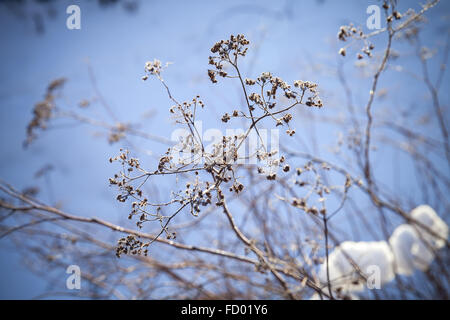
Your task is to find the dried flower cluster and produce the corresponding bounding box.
[108,122,128,144]
[25,78,66,147]
[108,34,325,257]
[208,34,250,83]
[337,24,376,59]
[287,161,337,217]
[116,235,149,258]
[144,59,162,75]
[336,1,411,60]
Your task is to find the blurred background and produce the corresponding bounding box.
[0,0,448,299]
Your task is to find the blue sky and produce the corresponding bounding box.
[0,0,448,299]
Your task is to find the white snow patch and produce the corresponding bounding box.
[313,205,448,299]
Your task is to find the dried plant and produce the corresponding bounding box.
[1,0,449,300]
